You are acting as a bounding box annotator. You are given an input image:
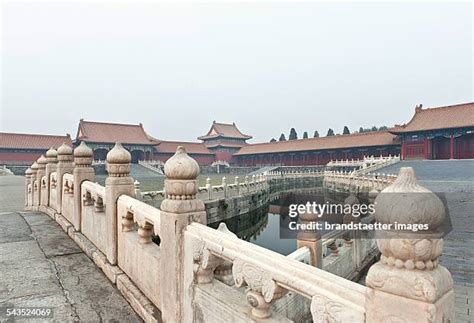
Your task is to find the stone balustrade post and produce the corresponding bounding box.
[134,180,141,198]
[206,177,211,199]
[56,143,74,214]
[104,143,135,265]
[159,147,206,323]
[234,176,239,195]
[30,162,39,208]
[44,148,58,207]
[73,142,94,231]
[365,167,454,322]
[24,168,32,208]
[296,209,322,268]
[222,176,227,197]
[36,155,47,208]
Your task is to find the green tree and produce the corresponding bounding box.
[303,131,308,139]
[359,127,364,133]
[343,126,350,135]
[279,133,286,141]
[326,128,335,136]
[270,138,276,142]
[371,126,378,132]
[289,128,298,140]
[378,125,388,131]
[313,130,319,138]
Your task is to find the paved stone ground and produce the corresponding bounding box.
[0,175,141,322]
[381,160,474,323]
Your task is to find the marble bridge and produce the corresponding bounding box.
[1,142,470,322]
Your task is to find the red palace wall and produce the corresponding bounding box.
[402,133,474,160]
[233,146,400,167]
[0,151,46,165]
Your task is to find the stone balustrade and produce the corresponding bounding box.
[23,143,453,323]
[323,170,397,195]
[138,159,164,174]
[327,155,400,175]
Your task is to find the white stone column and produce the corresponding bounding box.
[73,142,95,231]
[56,143,74,214]
[365,167,454,322]
[30,162,39,208]
[105,143,135,265]
[36,155,47,208]
[44,148,58,207]
[24,168,32,208]
[159,147,206,323]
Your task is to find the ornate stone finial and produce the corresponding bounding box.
[45,147,58,163]
[30,162,39,172]
[57,143,73,162]
[161,146,204,213]
[25,167,32,176]
[74,142,93,167]
[106,143,131,177]
[366,168,454,322]
[57,143,73,155]
[164,146,200,180]
[36,155,47,170]
[376,167,445,230]
[374,167,446,270]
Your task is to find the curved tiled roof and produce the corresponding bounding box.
[198,121,252,140]
[156,141,214,155]
[0,132,72,150]
[76,119,157,145]
[390,102,474,134]
[233,131,398,155]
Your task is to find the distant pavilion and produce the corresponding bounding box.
[198,121,252,162]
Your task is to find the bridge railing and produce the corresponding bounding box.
[184,222,367,322]
[23,143,454,323]
[323,170,397,194]
[117,194,162,308]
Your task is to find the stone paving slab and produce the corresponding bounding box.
[0,174,141,322]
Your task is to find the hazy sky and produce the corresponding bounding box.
[1,1,473,142]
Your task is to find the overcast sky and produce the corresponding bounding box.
[1,1,473,142]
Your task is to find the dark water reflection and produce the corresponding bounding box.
[210,191,368,256]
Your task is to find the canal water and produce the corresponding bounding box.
[95,172,357,256]
[209,191,358,256]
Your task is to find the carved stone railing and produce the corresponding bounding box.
[138,159,164,174]
[185,222,367,322]
[117,195,162,308]
[323,170,397,194]
[61,173,75,223]
[81,181,107,253]
[23,144,454,323]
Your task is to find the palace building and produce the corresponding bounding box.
[198,121,252,162]
[1,102,472,168]
[233,130,400,166]
[0,132,72,165]
[75,119,158,163]
[389,103,474,160]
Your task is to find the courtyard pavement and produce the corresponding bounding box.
[0,176,141,322]
[381,160,474,323]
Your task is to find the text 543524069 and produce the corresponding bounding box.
[2,307,53,318]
